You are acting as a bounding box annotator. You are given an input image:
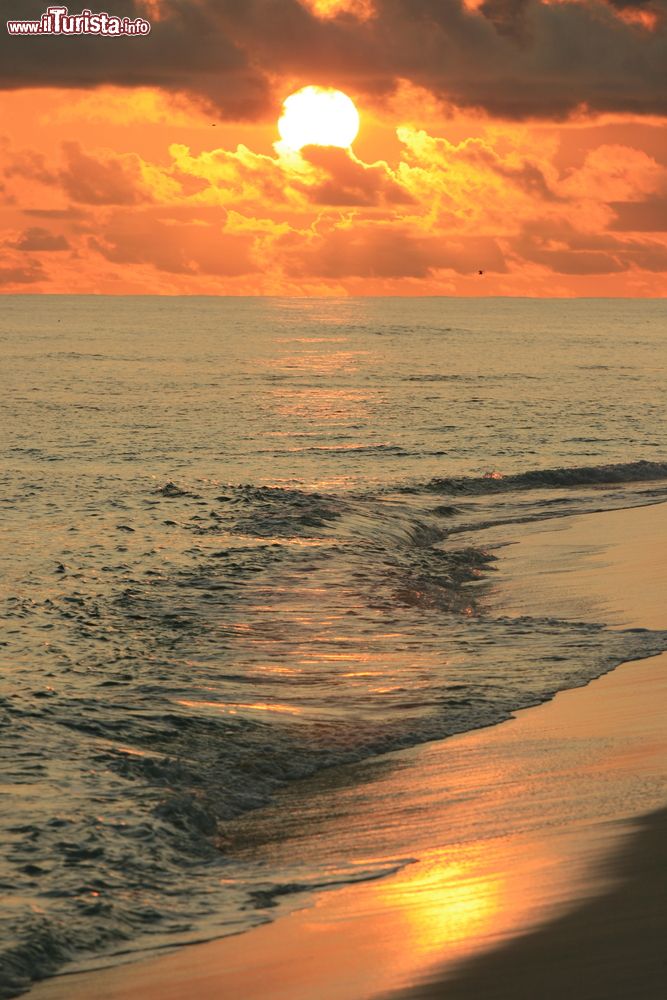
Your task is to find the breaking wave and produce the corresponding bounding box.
[411,459,667,495]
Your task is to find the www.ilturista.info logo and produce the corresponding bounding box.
[7,6,151,35]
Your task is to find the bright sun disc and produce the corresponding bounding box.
[278,86,360,151]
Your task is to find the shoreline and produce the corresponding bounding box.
[27,500,667,1000]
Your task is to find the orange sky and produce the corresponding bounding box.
[1,0,666,295]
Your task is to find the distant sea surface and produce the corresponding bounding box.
[1,297,666,997]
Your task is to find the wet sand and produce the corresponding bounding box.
[393,498,667,1000]
[28,500,667,1000]
[395,805,667,999]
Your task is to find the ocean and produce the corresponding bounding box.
[1,296,666,997]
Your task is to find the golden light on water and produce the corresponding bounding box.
[278,86,360,151]
[177,699,304,716]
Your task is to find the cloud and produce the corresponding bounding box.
[167,143,292,207]
[609,196,667,230]
[167,141,411,210]
[89,208,259,276]
[0,113,664,292]
[0,260,46,285]
[477,0,533,41]
[558,144,665,201]
[299,0,376,19]
[513,218,667,272]
[1,1,269,118]
[3,147,56,184]
[10,226,70,251]
[1,1,666,120]
[286,222,507,277]
[23,208,88,220]
[48,87,208,126]
[59,142,151,205]
[296,146,414,205]
[2,137,160,205]
[621,239,667,269]
[523,246,626,274]
[605,0,655,7]
[392,127,563,233]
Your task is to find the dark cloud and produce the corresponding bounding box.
[384,0,667,118]
[605,0,655,8]
[11,226,70,250]
[477,0,533,41]
[1,1,270,117]
[1,0,665,120]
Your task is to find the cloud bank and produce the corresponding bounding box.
[1,0,666,120]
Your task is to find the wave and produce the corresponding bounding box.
[2,460,667,996]
[410,460,667,496]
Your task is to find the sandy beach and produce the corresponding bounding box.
[27,498,667,1000]
[396,805,667,999]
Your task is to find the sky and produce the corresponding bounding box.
[1,0,666,296]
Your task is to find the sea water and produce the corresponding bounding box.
[1,296,666,995]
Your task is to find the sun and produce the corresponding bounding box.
[278,86,360,151]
